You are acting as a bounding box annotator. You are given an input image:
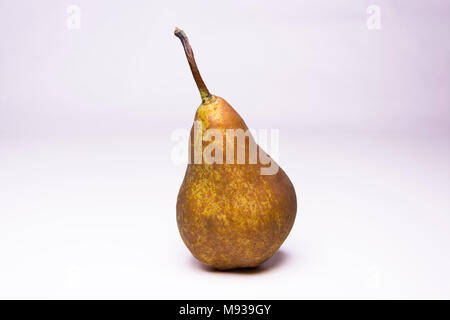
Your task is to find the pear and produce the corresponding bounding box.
[175,28,297,270]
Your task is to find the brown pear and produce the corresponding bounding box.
[175,28,297,270]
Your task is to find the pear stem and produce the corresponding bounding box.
[174,27,212,103]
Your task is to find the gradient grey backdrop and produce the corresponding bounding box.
[0,1,449,298]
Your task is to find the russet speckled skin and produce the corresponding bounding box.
[177,96,297,270]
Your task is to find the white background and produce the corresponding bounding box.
[1,1,449,299]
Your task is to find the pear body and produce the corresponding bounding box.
[177,96,297,270]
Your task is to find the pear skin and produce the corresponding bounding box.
[175,28,297,270]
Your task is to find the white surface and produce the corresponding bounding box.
[1,134,449,299]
